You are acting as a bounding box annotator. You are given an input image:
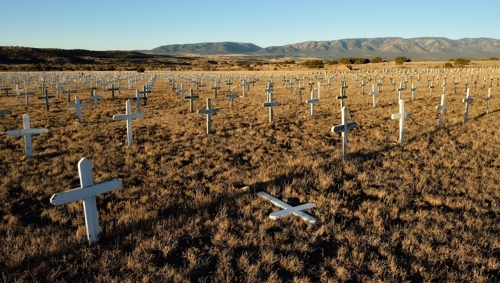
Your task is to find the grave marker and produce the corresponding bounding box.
[296,83,305,101]
[185,89,199,113]
[197,98,220,134]
[436,94,449,129]
[331,107,357,160]
[391,99,412,146]
[258,191,316,224]
[112,100,145,146]
[107,83,120,100]
[226,88,239,107]
[38,89,55,111]
[138,85,150,106]
[410,84,417,100]
[68,96,89,123]
[240,80,250,97]
[462,88,473,123]
[369,85,378,108]
[211,84,221,98]
[397,82,405,100]
[50,158,122,244]
[6,114,48,157]
[20,88,34,106]
[131,90,145,112]
[176,84,188,102]
[262,92,280,122]
[306,90,319,116]
[485,88,493,114]
[337,87,347,109]
[89,89,102,108]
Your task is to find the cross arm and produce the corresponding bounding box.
[113,112,145,120]
[269,203,315,219]
[391,113,412,119]
[6,128,48,136]
[50,179,122,205]
[197,109,221,115]
[262,102,280,107]
[332,122,357,133]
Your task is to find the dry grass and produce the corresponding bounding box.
[1,67,500,282]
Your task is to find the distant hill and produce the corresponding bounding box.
[0,46,193,71]
[0,46,172,65]
[141,38,500,59]
[140,42,262,55]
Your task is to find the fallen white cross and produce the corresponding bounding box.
[258,191,316,224]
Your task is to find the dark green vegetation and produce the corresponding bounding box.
[0,46,194,71]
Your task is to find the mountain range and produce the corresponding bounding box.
[138,37,500,60]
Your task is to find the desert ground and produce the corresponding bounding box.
[1,62,500,282]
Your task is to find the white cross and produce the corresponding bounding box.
[397,82,405,100]
[429,84,435,96]
[68,96,89,123]
[436,94,449,129]
[38,89,55,111]
[306,90,319,116]
[131,89,146,113]
[6,114,48,157]
[296,83,305,101]
[13,84,23,100]
[262,92,280,122]
[113,100,145,146]
[185,89,199,113]
[258,191,316,224]
[317,82,321,99]
[54,85,64,98]
[337,87,347,109]
[211,84,221,98]
[20,87,34,106]
[50,158,122,244]
[240,80,250,97]
[65,88,77,102]
[197,98,220,134]
[462,88,473,123]
[138,85,150,106]
[410,84,417,100]
[176,84,188,102]
[331,107,357,160]
[369,85,378,108]
[89,89,102,108]
[263,82,273,95]
[391,99,412,146]
[226,88,239,107]
[107,83,120,99]
[485,88,493,114]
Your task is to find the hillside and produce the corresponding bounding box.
[143,37,500,60]
[0,46,195,71]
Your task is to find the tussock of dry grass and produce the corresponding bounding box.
[1,67,500,282]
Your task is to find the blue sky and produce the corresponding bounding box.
[1,0,498,51]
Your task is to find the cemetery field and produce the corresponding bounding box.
[1,68,500,282]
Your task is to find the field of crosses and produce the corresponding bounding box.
[1,65,500,282]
